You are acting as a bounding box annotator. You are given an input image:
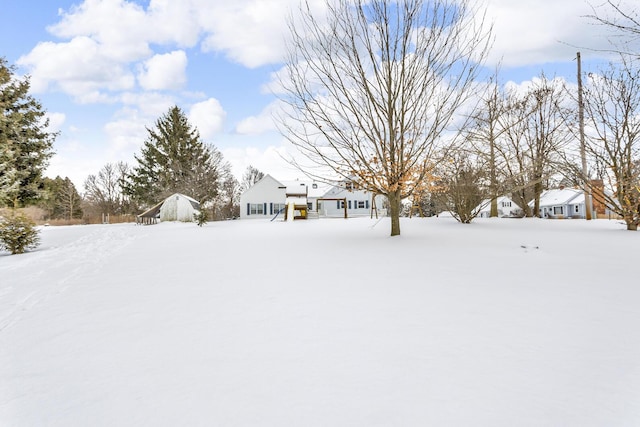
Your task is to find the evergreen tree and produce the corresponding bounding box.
[0,58,56,208]
[0,213,40,254]
[41,176,83,220]
[125,106,222,206]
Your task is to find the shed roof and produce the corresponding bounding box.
[137,200,164,218]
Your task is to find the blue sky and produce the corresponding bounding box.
[1,0,625,189]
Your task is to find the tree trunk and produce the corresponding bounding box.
[490,197,498,217]
[388,190,402,236]
[533,180,542,218]
[626,220,638,231]
[489,135,498,217]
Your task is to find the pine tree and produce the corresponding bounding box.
[125,106,222,206]
[41,176,83,220]
[0,58,56,208]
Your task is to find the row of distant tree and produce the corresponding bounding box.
[2,0,639,232]
[278,0,640,233]
[1,56,266,222]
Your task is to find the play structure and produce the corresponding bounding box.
[284,202,308,220]
[284,184,309,221]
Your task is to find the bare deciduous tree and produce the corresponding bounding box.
[279,0,492,236]
[59,178,83,220]
[465,74,512,217]
[434,153,489,223]
[239,165,265,194]
[587,0,640,57]
[84,162,131,216]
[493,76,571,217]
[581,59,640,230]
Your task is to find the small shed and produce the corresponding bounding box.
[160,193,201,222]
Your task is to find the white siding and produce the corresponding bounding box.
[317,186,384,217]
[159,194,199,222]
[240,175,287,219]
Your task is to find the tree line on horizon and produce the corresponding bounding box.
[1,0,639,233]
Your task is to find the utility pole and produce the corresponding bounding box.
[577,52,593,220]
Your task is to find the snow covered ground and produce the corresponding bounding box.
[1,216,639,426]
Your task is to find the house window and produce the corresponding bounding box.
[553,206,563,215]
[502,201,511,208]
[348,200,352,209]
[273,203,285,214]
[250,203,264,215]
[574,205,579,213]
[358,201,365,209]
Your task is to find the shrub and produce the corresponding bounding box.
[0,214,41,254]
[193,210,208,227]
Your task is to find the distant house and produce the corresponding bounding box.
[532,188,588,219]
[136,193,200,224]
[476,196,523,218]
[240,174,385,220]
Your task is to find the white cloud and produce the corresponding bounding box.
[118,92,176,118]
[235,101,281,135]
[189,98,227,140]
[138,51,188,91]
[18,37,135,100]
[48,0,153,62]
[222,143,301,181]
[483,0,616,67]
[197,1,292,68]
[104,109,149,154]
[43,112,66,133]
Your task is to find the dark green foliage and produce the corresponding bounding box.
[124,106,222,208]
[194,209,208,227]
[0,58,56,208]
[0,213,40,254]
[40,176,83,220]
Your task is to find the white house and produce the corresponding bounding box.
[240,175,385,220]
[533,188,588,219]
[476,196,523,218]
[240,175,314,220]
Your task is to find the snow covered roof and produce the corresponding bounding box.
[534,189,583,207]
[281,181,308,196]
[277,180,330,198]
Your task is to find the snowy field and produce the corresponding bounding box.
[1,216,639,426]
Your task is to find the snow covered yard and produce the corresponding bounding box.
[1,217,639,426]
